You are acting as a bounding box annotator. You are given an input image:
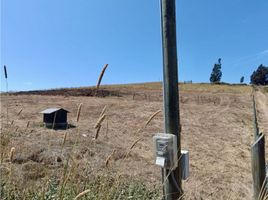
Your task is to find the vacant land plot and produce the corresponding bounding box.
[1,83,267,199]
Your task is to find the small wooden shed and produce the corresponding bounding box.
[40,108,69,129]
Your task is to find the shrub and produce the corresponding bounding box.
[250,64,268,85]
[210,58,222,83]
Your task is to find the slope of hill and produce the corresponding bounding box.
[1,83,267,199]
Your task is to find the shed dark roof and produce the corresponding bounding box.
[40,108,69,114]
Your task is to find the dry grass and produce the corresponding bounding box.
[94,114,106,129]
[0,83,265,199]
[105,149,116,167]
[0,89,161,200]
[179,83,252,93]
[96,64,109,90]
[76,103,83,122]
[9,147,15,162]
[74,189,91,200]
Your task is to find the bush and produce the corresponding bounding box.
[210,58,222,83]
[250,64,268,85]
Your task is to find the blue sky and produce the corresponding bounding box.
[1,0,268,91]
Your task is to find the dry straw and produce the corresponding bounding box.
[94,125,101,140]
[72,103,83,147]
[17,108,23,116]
[105,119,109,138]
[145,110,161,127]
[74,189,91,200]
[100,105,107,117]
[129,138,142,150]
[26,121,30,128]
[94,114,106,129]
[105,149,116,167]
[76,103,83,123]
[61,131,68,151]
[94,107,107,139]
[125,138,142,158]
[136,110,162,134]
[96,64,109,90]
[9,147,15,162]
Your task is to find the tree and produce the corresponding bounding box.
[210,58,222,83]
[240,76,244,83]
[250,64,268,85]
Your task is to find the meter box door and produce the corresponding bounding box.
[153,133,178,169]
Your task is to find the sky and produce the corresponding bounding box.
[1,0,268,91]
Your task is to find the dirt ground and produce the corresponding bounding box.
[1,83,267,199]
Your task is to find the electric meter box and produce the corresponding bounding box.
[153,133,178,169]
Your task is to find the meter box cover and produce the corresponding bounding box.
[153,133,178,169]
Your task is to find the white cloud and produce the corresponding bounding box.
[259,49,268,55]
[227,49,268,67]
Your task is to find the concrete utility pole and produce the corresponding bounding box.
[160,0,183,199]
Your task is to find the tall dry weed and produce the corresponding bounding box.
[96,64,109,90]
[76,103,83,123]
[9,147,15,162]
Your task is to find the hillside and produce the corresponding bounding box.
[1,83,267,199]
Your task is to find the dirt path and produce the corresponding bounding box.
[255,90,268,135]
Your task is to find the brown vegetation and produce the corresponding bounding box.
[0,83,267,199]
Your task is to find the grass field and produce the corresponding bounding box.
[1,83,268,199]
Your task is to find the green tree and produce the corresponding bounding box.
[210,58,222,83]
[240,76,244,83]
[250,64,268,85]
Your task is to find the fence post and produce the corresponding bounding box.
[251,134,266,200]
[251,90,266,200]
[252,95,260,140]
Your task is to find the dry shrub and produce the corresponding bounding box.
[12,155,28,164]
[0,165,10,176]
[27,148,46,162]
[1,134,10,146]
[40,154,63,167]
[22,162,46,180]
[112,148,126,161]
[26,149,63,167]
[79,147,95,157]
